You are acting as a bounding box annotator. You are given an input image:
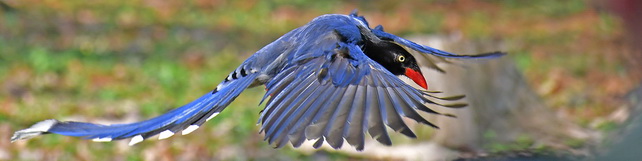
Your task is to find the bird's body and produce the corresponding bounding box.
[12,11,504,151]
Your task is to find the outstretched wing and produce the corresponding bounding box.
[371,25,506,59]
[12,68,260,145]
[258,37,463,151]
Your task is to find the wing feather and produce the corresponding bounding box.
[344,82,367,150]
[324,85,356,148]
[259,34,466,150]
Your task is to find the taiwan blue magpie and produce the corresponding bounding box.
[12,11,504,151]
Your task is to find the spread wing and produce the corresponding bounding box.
[257,34,463,151]
[372,25,506,59]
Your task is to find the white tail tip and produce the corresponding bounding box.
[128,135,144,146]
[158,130,175,140]
[92,137,113,142]
[182,125,199,135]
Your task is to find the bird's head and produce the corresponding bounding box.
[345,10,503,90]
[348,11,428,89]
[362,38,428,89]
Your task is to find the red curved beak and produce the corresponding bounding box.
[404,68,428,89]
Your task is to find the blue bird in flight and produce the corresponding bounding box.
[12,11,504,151]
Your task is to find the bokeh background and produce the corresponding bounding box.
[0,0,640,160]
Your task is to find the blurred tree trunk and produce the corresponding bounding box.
[426,57,596,152]
[598,0,642,158]
[417,36,598,156]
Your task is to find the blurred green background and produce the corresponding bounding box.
[0,0,636,160]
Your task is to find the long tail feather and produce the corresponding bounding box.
[12,73,259,145]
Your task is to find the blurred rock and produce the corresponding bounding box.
[597,83,642,160]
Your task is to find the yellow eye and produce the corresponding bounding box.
[397,55,405,62]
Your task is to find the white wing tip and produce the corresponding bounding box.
[128,135,144,146]
[182,125,199,135]
[158,130,175,140]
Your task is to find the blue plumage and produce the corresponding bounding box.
[12,10,504,150]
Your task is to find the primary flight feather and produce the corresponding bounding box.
[12,11,504,151]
